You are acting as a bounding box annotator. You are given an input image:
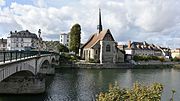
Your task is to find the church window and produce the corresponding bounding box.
[106,45,111,52]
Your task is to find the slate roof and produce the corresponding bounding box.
[129,41,160,51]
[8,30,38,39]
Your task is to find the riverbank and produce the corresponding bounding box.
[58,62,174,69]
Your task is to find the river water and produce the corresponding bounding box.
[0,68,180,101]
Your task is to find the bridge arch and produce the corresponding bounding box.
[41,60,50,68]
[2,70,34,82]
[0,62,35,82]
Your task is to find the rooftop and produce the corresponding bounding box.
[82,29,114,49]
[0,38,7,44]
[8,30,38,39]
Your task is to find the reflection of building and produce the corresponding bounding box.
[125,40,171,58]
[0,38,7,51]
[171,48,180,58]
[7,30,39,51]
[59,33,69,47]
[80,9,124,63]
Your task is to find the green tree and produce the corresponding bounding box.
[69,24,81,54]
[96,82,164,101]
[57,44,69,52]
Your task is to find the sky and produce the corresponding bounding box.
[0,0,180,49]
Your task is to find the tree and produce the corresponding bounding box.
[69,24,81,54]
[57,44,69,52]
[96,82,164,101]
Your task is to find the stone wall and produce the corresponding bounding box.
[59,63,173,69]
[0,76,45,94]
[100,40,117,63]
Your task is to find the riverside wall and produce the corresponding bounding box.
[58,63,174,69]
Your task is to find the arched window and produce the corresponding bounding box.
[106,45,111,52]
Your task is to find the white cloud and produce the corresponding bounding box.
[125,0,180,32]
[0,0,5,6]
[0,0,180,48]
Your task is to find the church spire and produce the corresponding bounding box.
[97,8,103,33]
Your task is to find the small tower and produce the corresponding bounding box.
[97,8,103,33]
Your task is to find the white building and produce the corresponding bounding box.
[0,38,7,51]
[125,41,162,56]
[7,30,39,51]
[125,41,171,58]
[59,33,69,46]
[171,48,180,58]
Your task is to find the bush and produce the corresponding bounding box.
[172,57,180,62]
[57,44,69,53]
[59,53,79,64]
[96,82,164,101]
[133,55,164,62]
[159,57,165,62]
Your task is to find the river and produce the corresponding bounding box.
[0,68,180,101]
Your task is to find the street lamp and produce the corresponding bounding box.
[38,29,41,56]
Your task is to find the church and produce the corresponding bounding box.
[80,9,124,64]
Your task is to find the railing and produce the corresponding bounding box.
[0,50,57,63]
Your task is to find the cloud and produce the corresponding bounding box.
[0,0,180,48]
[0,0,5,6]
[0,6,22,37]
[125,0,180,32]
[9,2,75,38]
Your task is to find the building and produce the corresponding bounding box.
[157,46,171,59]
[80,9,124,63]
[7,30,39,51]
[125,41,161,56]
[59,33,69,47]
[171,48,180,58]
[125,40,171,58]
[0,38,7,51]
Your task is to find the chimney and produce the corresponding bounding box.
[128,40,131,48]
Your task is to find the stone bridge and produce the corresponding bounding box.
[0,51,59,94]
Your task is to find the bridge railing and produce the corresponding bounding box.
[0,51,57,63]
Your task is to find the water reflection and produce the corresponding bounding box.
[0,68,180,101]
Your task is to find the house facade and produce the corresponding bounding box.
[171,48,180,58]
[7,30,39,51]
[80,9,124,63]
[125,40,171,58]
[0,38,7,51]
